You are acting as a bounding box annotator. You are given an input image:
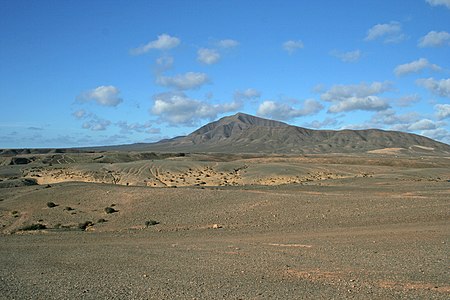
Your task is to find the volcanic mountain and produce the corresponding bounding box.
[112,113,450,155]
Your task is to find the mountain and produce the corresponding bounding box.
[111,113,450,155]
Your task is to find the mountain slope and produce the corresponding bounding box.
[100,113,450,154]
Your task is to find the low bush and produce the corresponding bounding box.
[105,207,118,214]
[46,202,57,208]
[145,220,159,227]
[78,221,93,230]
[19,223,47,231]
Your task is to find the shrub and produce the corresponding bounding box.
[145,220,159,227]
[46,202,57,208]
[19,223,47,231]
[97,218,107,223]
[104,207,118,214]
[64,206,74,211]
[78,221,93,230]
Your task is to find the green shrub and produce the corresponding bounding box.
[19,223,47,231]
[105,207,118,214]
[46,202,57,208]
[78,221,93,230]
[145,220,159,227]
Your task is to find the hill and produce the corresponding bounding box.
[110,113,450,155]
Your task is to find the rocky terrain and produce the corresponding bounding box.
[95,113,450,154]
[1,113,449,299]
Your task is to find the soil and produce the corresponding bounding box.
[0,152,449,299]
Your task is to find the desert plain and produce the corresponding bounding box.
[0,150,449,299]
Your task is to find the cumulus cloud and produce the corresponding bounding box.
[303,117,341,129]
[420,128,450,144]
[155,56,174,72]
[407,119,438,130]
[330,49,362,62]
[257,99,323,120]
[82,115,111,131]
[77,86,123,107]
[197,48,220,65]
[156,72,209,90]
[435,104,450,119]
[321,81,392,101]
[416,78,450,98]
[394,58,441,76]
[396,94,421,107]
[327,96,390,113]
[130,34,180,55]
[72,109,87,119]
[426,0,450,9]
[151,92,241,125]
[234,88,261,101]
[282,40,304,54]
[364,21,406,43]
[418,31,450,47]
[217,39,239,48]
[116,121,158,134]
[371,109,420,126]
[321,81,392,113]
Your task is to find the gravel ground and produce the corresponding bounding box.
[1,175,449,299]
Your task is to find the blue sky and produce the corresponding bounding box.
[1,0,449,148]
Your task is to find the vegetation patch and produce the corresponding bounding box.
[78,221,94,230]
[46,202,58,208]
[105,207,118,214]
[19,223,47,231]
[145,220,159,227]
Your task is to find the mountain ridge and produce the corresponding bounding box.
[113,112,450,155]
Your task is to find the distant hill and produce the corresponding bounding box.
[102,112,450,155]
[2,113,449,155]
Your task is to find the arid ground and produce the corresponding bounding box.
[0,151,449,299]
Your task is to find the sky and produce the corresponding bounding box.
[1,0,450,148]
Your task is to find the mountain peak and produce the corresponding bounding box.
[218,112,288,127]
[126,112,450,155]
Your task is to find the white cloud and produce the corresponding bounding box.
[257,99,323,120]
[416,78,450,98]
[72,109,87,119]
[364,21,406,43]
[116,121,156,134]
[321,81,392,102]
[155,56,174,72]
[151,92,241,126]
[321,81,392,113]
[303,117,340,129]
[130,34,180,55]
[420,128,450,144]
[283,40,304,54]
[435,104,450,119]
[397,94,421,107]
[156,72,209,90]
[407,119,437,130]
[418,31,450,47]
[234,88,261,101]
[328,96,390,113]
[394,58,441,76]
[426,0,450,9]
[77,85,123,107]
[197,48,220,65]
[330,49,362,62]
[217,39,239,48]
[82,116,111,131]
[371,109,420,126]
